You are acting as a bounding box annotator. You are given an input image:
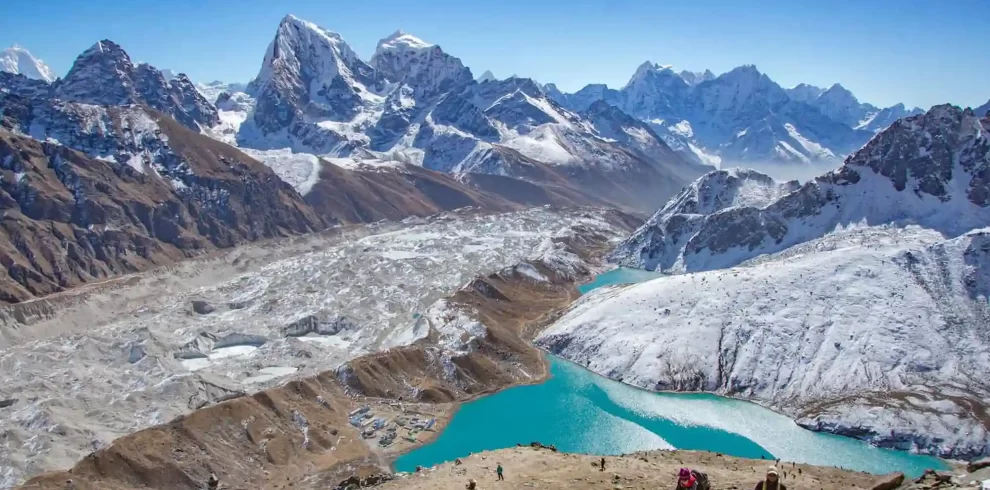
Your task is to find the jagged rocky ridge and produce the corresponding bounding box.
[53,40,219,129]
[219,15,709,212]
[537,104,990,459]
[611,105,990,273]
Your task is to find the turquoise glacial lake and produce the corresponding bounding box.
[395,268,947,476]
[576,267,663,294]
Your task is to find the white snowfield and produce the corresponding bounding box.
[0,207,626,488]
[538,226,990,459]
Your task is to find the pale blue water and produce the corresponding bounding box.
[395,357,945,476]
[395,268,947,476]
[577,267,663,294]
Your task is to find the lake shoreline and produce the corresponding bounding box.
[390,267,954,477]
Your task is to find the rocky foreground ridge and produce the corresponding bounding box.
[377,447,987,490]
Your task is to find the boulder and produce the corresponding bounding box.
[127,344,147,363]
[192,300,215,315]
[968,458,990,473]
[871,472,905,490]
[283,315,356,337]
[0,398,16,409]
[934,471,954,484]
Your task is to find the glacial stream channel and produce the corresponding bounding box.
[395,268,947,476]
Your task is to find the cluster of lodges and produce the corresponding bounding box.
[348,405,437,448]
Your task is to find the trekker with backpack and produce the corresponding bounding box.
[754,466,786,490]
[675,468,711,490]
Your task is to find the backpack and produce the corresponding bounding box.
[691,470,710,490]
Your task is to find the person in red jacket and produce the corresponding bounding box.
[754,466,787,490]
[675,468,698,490]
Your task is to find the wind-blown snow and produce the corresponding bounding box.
[375,30,434,54]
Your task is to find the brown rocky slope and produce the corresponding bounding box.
[0,124,325,303]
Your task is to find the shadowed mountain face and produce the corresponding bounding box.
[0,114,325,302]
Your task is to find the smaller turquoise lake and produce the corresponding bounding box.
[395,268,947,476]
[577,267,663,294]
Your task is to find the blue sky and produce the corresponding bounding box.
[2,0,988,109]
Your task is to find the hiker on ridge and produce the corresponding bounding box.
[675,468,697,490]
[496,462,504,481]
[754,466,787,490]
[675,468,711,490]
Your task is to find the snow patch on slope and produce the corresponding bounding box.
[376,30,434,54]
[240,148,322,195]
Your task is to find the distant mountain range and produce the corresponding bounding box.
[0,16,703,302]
[5,22,985,175]
[0,16,987,302]
[546,63,927,166]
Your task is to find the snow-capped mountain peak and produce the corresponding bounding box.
[370,28,471,98]
[625,61,676,89]
[785,82,826,103]
[720,64,764,83]
[376,29,434,55]
[0,45,56,82]
[257,13,365,85]
[56,39,139,105]
[611,104,990,273]
[246,14,383,138]
[680,69,715,86]
[819,82,860,105]
[478,70,497,83]
[52,39,219,129]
